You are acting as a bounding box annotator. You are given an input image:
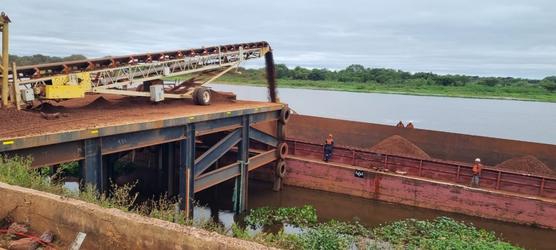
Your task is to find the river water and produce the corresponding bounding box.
[195,180,555,250]
[198,84,556,249]
[209,83,556,145]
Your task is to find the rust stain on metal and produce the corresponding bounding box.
[277,157,556,229]
[287,114,556,171]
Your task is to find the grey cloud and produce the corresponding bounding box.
[2,0,555,78]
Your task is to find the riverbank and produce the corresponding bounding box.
[213,76,556,103]
[0,156,527,249]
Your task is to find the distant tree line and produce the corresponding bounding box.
[242,64,556,92]
[3,55,556,92]
[6,54,87,66]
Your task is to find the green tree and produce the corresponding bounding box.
[478,77,500,87]
[434,76,457,86]
[541,76,556,92]
[275,64,290,79]
[9,54,87,66]
[291,66,310,80]
[307,68,326,81]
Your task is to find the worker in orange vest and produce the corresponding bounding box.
[323,134,334,162]
[470,158,482,187]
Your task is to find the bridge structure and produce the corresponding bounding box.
[0,99,291,218]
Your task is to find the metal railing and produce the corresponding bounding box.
[287,138,556,199]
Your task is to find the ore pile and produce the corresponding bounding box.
[370,135,431,160]
[495,155,554,176]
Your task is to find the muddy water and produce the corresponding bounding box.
[209,83,556,145]
[195,180,555,250]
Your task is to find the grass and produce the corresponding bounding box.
[0,156,188,223]
[0,156,523,250]
[212,74,556,103]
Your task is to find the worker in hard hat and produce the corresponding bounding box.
[323,134,334,162]
[470,158,483,187]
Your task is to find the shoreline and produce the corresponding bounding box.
[209,81,556,103]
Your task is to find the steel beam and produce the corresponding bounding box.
[101,126,184,154]
[82,138,102,189]
[194,129,241,177]
[162,143,176,196]
[195,149,277,193]
[102,154,118,193]
[248,149,278,171]
[195,162,240,193]
[249,127,278,147]
[234,116,250,212]
[179,125,196,218]
[0,107,280,152]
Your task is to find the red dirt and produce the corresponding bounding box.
[82,96,112,109]
[495,155,554,176]
[34,102,67,113]
[370,135,431,160]
[0,94,280,139]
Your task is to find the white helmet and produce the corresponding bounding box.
[475,158,481,162]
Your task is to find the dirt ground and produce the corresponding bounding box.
[370,135,432,160]
[0,94,280,139]
[495,155,555,176]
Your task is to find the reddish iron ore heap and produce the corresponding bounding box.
[370,135,431,160]
[495,155,555,176]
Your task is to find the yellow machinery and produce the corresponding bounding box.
[45,73,92,99]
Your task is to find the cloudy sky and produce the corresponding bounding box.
[2,0,555,78]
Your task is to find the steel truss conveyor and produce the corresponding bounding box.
[8,41,271,106]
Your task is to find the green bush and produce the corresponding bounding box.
[0,156,62,193]
[299,224,354,250]
[244,205,317,228]
[372,217,521,250]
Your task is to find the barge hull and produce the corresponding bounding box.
[254,157,556,229]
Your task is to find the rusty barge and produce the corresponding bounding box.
[253,115,556,229]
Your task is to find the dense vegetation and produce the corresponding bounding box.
[0,156,522,249]
[237,206,521,250]
[5,54,87,66]
[219,64,556,102]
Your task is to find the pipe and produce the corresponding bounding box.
[265,50,277,103]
